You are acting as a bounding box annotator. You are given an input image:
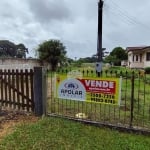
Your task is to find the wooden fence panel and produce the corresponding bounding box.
[0,69,34,112]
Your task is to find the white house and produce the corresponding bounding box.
[126,46,150,69]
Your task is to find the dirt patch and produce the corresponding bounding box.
[0,108,39,141]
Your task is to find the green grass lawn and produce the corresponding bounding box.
[0,117,150,150]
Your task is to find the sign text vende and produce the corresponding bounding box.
[79,79,116,94]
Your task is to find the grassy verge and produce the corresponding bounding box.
[0,117,150,150]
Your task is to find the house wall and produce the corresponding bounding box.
[128,50,150,68]
[129,62,144,68]
[143,50,150,68]
[0,58,50,70]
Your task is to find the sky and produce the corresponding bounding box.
[0,0,150,59]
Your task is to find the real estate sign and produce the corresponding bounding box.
[55,74,122,105]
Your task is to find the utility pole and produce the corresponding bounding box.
[96,0,104,77]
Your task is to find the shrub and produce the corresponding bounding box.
[144,67,150,74]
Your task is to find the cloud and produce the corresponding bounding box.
[0,0,150,59]
[64,40,97,59]
[27,0,72,24]
[102,0,150,51]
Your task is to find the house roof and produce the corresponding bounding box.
[126,46,150,52]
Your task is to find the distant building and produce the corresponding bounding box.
[126,46,150,68]
[121,60,128,67]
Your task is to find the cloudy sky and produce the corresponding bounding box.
[0,0,150,59]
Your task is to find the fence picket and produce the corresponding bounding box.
[8,70,11,108]
[4,70,8,107]
[30,69,34,111]
[12,69,16,109]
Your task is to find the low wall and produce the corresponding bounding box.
[0,58,50,70]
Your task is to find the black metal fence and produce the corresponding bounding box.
[47,69,150,134]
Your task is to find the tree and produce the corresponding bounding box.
[104,55,117,64]
[0,40,16,57]
[16,43,28,58]
[105,47,127,66]
[0,40,28,58]
[37,39,67,71]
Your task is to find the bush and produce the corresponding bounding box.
[144,67,150,74]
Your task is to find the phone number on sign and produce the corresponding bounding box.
[90,93,116,104]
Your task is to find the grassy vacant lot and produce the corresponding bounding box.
[0,117,150,150]
[48,65,150,129]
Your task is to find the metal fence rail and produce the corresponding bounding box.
[47,69,150,134]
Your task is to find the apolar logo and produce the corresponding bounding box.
[58,79,86,101]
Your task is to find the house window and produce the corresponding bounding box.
[146,52,150,61]
[140,54,142,62]
[132,55,134,62]
[136,55,138,61]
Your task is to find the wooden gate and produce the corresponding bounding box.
[0,69,34,112]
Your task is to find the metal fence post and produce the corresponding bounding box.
[130,71,134,127]
[34,67,47,116]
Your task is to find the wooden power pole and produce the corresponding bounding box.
[96,0,104,77]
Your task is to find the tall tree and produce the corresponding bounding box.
[0,40,16,57]
[37,39,67,71]
[0,40,28,58]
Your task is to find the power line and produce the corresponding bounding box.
[104,3,137,25]
[103,0,150,32]
[104,6,136,26]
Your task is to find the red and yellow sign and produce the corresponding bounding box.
[55,74,122,105]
